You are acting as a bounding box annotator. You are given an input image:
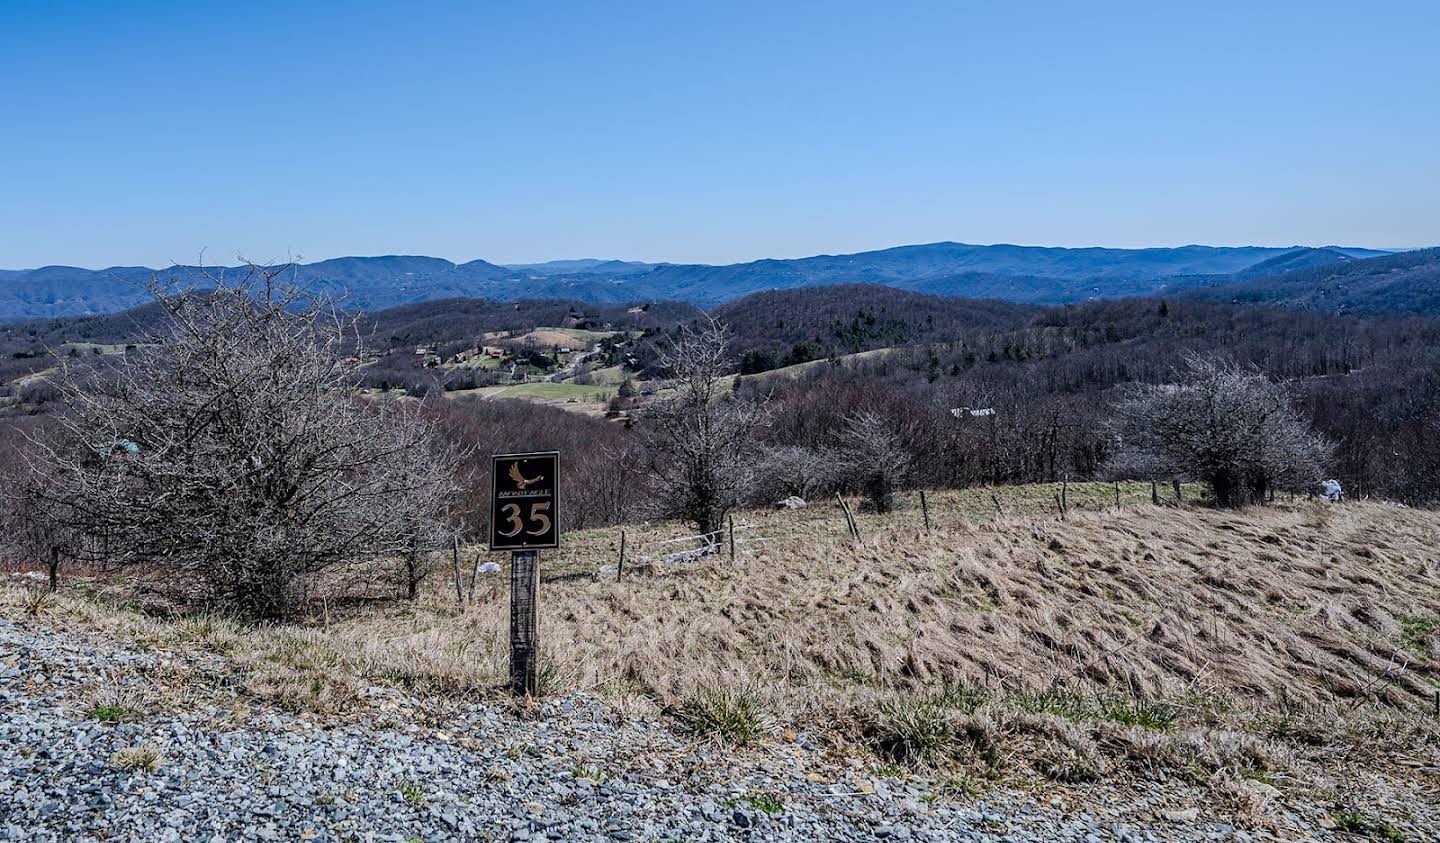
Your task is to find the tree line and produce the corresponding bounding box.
[0,279,1429,621]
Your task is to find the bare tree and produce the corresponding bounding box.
[594,440,645,525]
[751,444,843,503]
[1107,355,1332,507]
[26,265,460,619]
[642,317,769,535]
[838,410,912,512]
[0,465,71,591]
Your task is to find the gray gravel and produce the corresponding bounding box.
[0,617,1404,842]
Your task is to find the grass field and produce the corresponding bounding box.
[504,328,619,349]
[58,342,131,355]
[7,485,1438,819]
[578,365,629,385]
[720,347,900,390]
[442,355,504,371]
[7,344,150,390]
[467,381,618,404]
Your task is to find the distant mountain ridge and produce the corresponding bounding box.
[0,241,1418,321]
[1234,246,1357,278]
[1184,247,1440,315]
[502,259,660,276]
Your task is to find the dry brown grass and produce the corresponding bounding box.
[109,744,165,772]
[7,486,1439,795]
[498,494,1440,712]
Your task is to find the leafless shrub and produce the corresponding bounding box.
[26,265,459,620]
[1108,356,1332,507]
[641,317,770,534]
[0,463,71,590]
[750,444,842,503]
[593,440,646,525]
[838,410,912,513]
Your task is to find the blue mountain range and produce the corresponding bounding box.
[0,241,1425,321]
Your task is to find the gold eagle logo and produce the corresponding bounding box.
[508,461,543,489]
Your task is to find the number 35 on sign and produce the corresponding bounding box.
[490,452,560,550]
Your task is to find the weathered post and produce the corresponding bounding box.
[1172,478,1183,504]
[1151,480,1160,505]
[47,544,61,592]
[467,552,482,603]
[509,549,539,697]
[405,537,421,600]
[991,492,1003,517]
[919,490,931,531]
[836,492,860,540]
[1061,476,1069,513]
[451,535,465,609]
[1113,481,1120,508]
[728,515,736,562]
[617,529,627,581]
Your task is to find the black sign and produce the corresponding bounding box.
[490,451,560,551]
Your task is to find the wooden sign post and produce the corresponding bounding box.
[509,548,539,696]
[489,451,560,698]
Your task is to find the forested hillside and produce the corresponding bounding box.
[711,284,1035,371]
[6,284,1440,518]
[724,292,1440,502]
[1186,247,1440,314]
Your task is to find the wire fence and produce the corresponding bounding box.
[602,519,771,579]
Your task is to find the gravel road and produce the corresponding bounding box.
[0,617,1411,841]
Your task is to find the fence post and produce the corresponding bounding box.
[919,490,931,532]
[728,515,736,562]
[1173,478,1183,504]
[1061,476,1069,513]
[451,535,465,609]
[467,552,482,602]
[48,544,61,592]
[991,492,1003,517]
[1151,480,1160,505]
[618,529,626,581]
[1114,481,1120,508]
[836,493,860,540]
[1055,493,1066,520]
[509,549,540,698]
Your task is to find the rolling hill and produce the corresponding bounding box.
[0,241,1414,321]
[1185,247,1440,315]
[1233,246,1357,278]
[712,284,1035,362]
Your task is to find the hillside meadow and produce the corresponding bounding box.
[6,484,1437,826]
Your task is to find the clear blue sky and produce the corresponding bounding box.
[2,0,1437,269]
